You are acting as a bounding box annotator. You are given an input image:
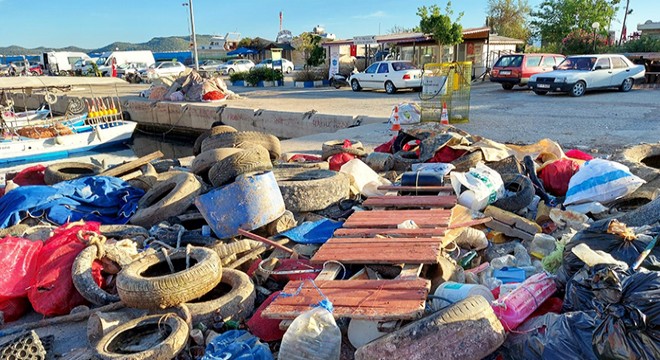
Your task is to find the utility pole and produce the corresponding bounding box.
[185,0,200,71]
[620,0,630,45]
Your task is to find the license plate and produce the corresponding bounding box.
[499,70,511,75]
[537,84,550,89]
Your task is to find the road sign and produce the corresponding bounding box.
[353,35,377,45]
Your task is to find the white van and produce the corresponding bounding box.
[42,51,92,75]
[93,51,156,76]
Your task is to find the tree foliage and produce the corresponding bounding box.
[487,0,531,42]
[530,0,620,46]
[388,25,419,34]
[617,35,660,52]
[292,32,325,67]
[417,2,464,46]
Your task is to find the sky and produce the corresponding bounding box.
[0,0,655,49]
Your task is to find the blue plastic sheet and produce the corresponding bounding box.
[202,330,273,360]
[0,176,144,228]
[276,219,344,244]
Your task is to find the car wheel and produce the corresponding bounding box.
[228,68,235,74]
[30,71,38,76]
[501,83,514,90]
[533,90,548,95]
[620,78,633,92]
[385,81,397,94]
[286,67,292,74]
[569,81,586,97]
[351,79,361,91]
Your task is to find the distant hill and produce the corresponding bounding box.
[0,35,216,56]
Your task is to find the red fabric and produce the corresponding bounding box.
[28,222,100,316]
[0,236,43,301]
[202,91,226,101]
[0,297,30,323]
[247,291,287,341]
[565,149,593,161]
[11,165,46,186]
[428,147,467,163]
[374,136,396,154]
[289,154,323,162]
[538,159,580,196]
[329,153,355,171]
[403,140,420,152]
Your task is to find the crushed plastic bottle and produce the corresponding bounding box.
[490,255,517,269]
[278,301,341,360]
[529,233,558,259]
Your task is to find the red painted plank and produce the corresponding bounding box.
[343,218,450,229]
[311,244,440,264]
[324,237,442,243]
[334,228,447,237]
[378,185,453,192]
[363,195,457,208]
[348,209,452,219]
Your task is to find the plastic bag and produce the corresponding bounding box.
[11,165,46,186]
[340,159,391,197]
[389,102,421,125]
[28,222,100,316]
[564,159,645,205]
[278,306,341,360]
[450,162,504,211]
[0,297,30,323]
[202,329,273,360]
[538,158,580,196]
[0,236,43,301]
[563,263,630,312]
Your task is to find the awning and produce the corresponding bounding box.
[226,47,258,56]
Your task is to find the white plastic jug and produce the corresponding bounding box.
[340,159,391,197]
[278,306,341,360]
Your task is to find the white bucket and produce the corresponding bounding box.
[347,319,388,348]
[432,282,495,310]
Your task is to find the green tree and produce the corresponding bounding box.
[417,2,464,46]
[487,0,531,42]
[530,0,620,46]
[388,25,419,34]
[292,32,325,67]
[237,37,254,48]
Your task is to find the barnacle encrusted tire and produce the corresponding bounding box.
[274,169,350,212]
[72,245,121,306]
[191,148,243,180]
[208,146,273,187]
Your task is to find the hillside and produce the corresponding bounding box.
[0,35,215,55]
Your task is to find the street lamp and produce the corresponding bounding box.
[182,1,200,71]
[591,22,600,53]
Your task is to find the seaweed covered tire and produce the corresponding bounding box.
[492,173,535,212]
[186,268,256,325]
[44,162,103,185]
[274,169,350,212]
[129,172,202,228]
[94,314,189,360]
[355,296,506,360]
[208,146,273,187]
[201,131,281,160]
[321,139,367,160]
[117,246,222,309]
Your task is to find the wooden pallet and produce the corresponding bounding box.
[333,227,447,237]
[377,185,453,194]
[344,209,451,228]
[363,195,457,209]
[311,237,442,264]
[262,279,430,321]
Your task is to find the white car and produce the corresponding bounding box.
[528,54,646,97]
[142,61,187,80]
[197,59,224,71]
[255,58,294,73]
[349,61,422,94]
[219,59,255,75]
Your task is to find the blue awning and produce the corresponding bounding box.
[227,47,258,56]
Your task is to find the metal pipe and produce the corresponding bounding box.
[620,0,630,45]
[188,0,200,71]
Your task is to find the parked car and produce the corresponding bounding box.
[349,60,422,94]
[490,53,564,90]
[117,62,150,83]
[73,57,99,74]
[218,59,255,75]
[197,59,225,71]
[8,60,43,76]
[528,54,646,97]
[141,61,187,81]
[254,58,294,73]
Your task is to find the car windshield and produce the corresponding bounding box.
[494,55,523,67]
[226,60,236,65]
[391,62,417,71]
[557,57,597,70]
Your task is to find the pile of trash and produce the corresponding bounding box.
[0,122,658,360]
[140,69,240,103]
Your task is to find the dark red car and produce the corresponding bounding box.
[490,53,565,90]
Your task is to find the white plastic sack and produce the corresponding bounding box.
[340,159,391,197]
[564,159,645,205]
[450,162,504,211]
[389,102,421,125]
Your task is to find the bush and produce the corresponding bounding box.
[618,35,660,53]
[293,68,327,82]
[244,68,283,86]
[229,71,248,82]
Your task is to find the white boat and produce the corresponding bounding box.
[1,108,51,128]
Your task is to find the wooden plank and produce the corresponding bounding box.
[324,237,443,244]
[447,217,493,229]
[99,150,164,178]
[363,195,457,209]
[264,305,424,321]
[397,264,423,279]
[334,228,447,237]
[378,185,453,192]
[343,218,450,229]
[311,245,440,264]
[348,209,451,219]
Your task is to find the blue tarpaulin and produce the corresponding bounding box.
[276,219,344,244]
[0,176,144,228]
[226,47,258,56]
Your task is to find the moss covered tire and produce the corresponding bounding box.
[129,173,202,228]
[201,131,281,160]
[44,162,103,185]
[117,246,222,309]
[94,314,189,360]
[275,169,350,212]
[208,146,273,187]
[193,130,211,156]
[191,148,242,181]
[492,173,535,212]
[185,269,256,325]
[321,139,367,160]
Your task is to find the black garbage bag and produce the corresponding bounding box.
[563,263,630,312]
[592,269,660,360]
[498,311,600,360]
[557,220,660,286]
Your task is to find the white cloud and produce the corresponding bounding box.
[353,11,388,19]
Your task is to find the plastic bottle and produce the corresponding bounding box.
[278,303,341,360]
[529,233,557,259]
[490,255,517,269]
[492,272,557,331]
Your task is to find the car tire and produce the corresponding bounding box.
[533,90,548,95]
[228,68,235,74]
[501,83,514,90]
[274,169,350,212]
[492,174,535,212]
[385,81,397,94]
[620,77,633,92]
[44,162,103,185]
[286,67,292,74]
[351,79,361,91]
[569,81,586,97]
[30,71,38,76]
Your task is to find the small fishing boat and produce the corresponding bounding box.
[1,107,51,128]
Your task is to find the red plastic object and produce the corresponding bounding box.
[538,158,580,196]
[28,222,100,316]
[0,297,30,323]
[0,236,43,301]
[492,272,557,331]
[247,291,287,342]
[202,90,226,101]
[428,147,467,163]
[11,165,46,186]
[374,136,396,154]
[289,154,323,163]
[565,149,593,161]
[329,153,355,171]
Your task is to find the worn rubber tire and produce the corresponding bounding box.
[94,314,189,360]
[208,146,273,187]
[150,159,181,174]
[321,139,367,160]
[210,125,237,136]
[275,161,330,170]
[44,162,103,185]
[354,296,506,360]
[392,151,423,171]
[501,83,514,90]
[100,224,149,243]
[451,151,484,173]
[185,269,256,325]
[72,246,121,306]
[168,211,209,231]
[130,172,202,228]
[191,148,242,180]
[534,90,548,95]
[274,169,350,212]
[569,80,586,97]
[612,143,660,182]
[492,173,535,212]
[193,130,211,156]
[117,246,222,309]
[201,131,281,160]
